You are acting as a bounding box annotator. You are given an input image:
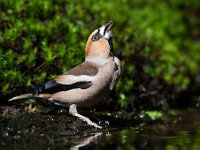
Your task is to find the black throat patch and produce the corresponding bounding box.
[108,37,114,57]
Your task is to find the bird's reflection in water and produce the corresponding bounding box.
[70,132,103,150]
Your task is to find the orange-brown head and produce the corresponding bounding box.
[85,21,114,59]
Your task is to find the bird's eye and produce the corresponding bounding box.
[92,33,101,42]
[92,35,98,41]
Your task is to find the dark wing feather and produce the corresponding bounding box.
[32,61,97,95]
[33,80,92,94]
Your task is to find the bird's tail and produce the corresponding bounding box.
[9,93,52,101]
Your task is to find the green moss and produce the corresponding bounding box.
[143,111,164,120]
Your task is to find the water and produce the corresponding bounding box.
[1,107,200,150]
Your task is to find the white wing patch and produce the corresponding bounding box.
[55,75,95,85]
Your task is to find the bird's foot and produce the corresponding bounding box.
[98,120,109,128]
[84,118,102,129]
[69,104,102,129]
[76,113,102,129]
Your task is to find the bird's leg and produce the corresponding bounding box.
[69,104,102,129]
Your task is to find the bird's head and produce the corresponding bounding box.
[85,21,114,59]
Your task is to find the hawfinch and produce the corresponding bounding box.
[9,21,121,129]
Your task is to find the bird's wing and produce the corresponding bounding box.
[33,61,98,94]
[110,57,121,90]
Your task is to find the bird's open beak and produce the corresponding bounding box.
[99,21,114,40]
[104,21,115,57]
[104,20,114,36]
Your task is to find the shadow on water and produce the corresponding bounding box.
[1,106,200,150]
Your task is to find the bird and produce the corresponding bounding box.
[9,21,121,129]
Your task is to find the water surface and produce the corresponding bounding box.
[1,107,200,150]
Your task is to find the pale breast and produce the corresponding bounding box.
[76,59,116,107]
[92,59,116,90]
